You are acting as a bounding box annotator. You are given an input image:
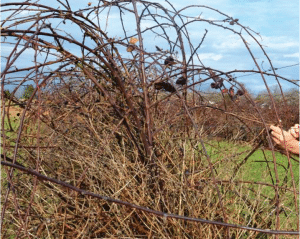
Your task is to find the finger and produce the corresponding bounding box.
[270,125,276,131]
[271,131,281,139]
[270,125,281,133]
[294,124,300,138]
[292,124,299,133]
[293,124,299,129]
[290,125,299,138]
[289,128,298,138]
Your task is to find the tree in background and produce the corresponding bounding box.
[21,84,35,100]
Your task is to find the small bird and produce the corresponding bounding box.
[176,77,187,85]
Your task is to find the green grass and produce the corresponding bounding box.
[203,140,298,187]
[1,106,22,181]
[2,113,21,150]
[199,139,299,229]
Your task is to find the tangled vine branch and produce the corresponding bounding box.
[1,1,298,238]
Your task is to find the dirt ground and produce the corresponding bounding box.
[4,105,23,118]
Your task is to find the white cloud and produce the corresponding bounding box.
[259,35,298,50]
[212,35,244,50]
[211,32,298,55]
[265,41,298,50]
[198,53,223,61]
[283,53,299,58]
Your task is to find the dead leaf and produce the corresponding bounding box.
[222,89,228,93]
[126,45,135,52]
[129,37,138,44]
[164,56,176,66]
[208,69,218,81]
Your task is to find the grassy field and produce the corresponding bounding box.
[205,140,299,187]
[202,140,299,229]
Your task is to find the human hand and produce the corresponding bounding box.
[288,124,299,139]
[270,125,299,155]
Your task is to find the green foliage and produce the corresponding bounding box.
[4,89,11,98]
[21,84,35,100]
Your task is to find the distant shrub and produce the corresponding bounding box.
[4,89,11,98]
[21,84,35,100]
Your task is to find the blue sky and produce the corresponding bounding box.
[1,0,299,94]
[144,0,299,93]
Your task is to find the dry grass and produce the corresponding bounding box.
[2,89,298,238]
